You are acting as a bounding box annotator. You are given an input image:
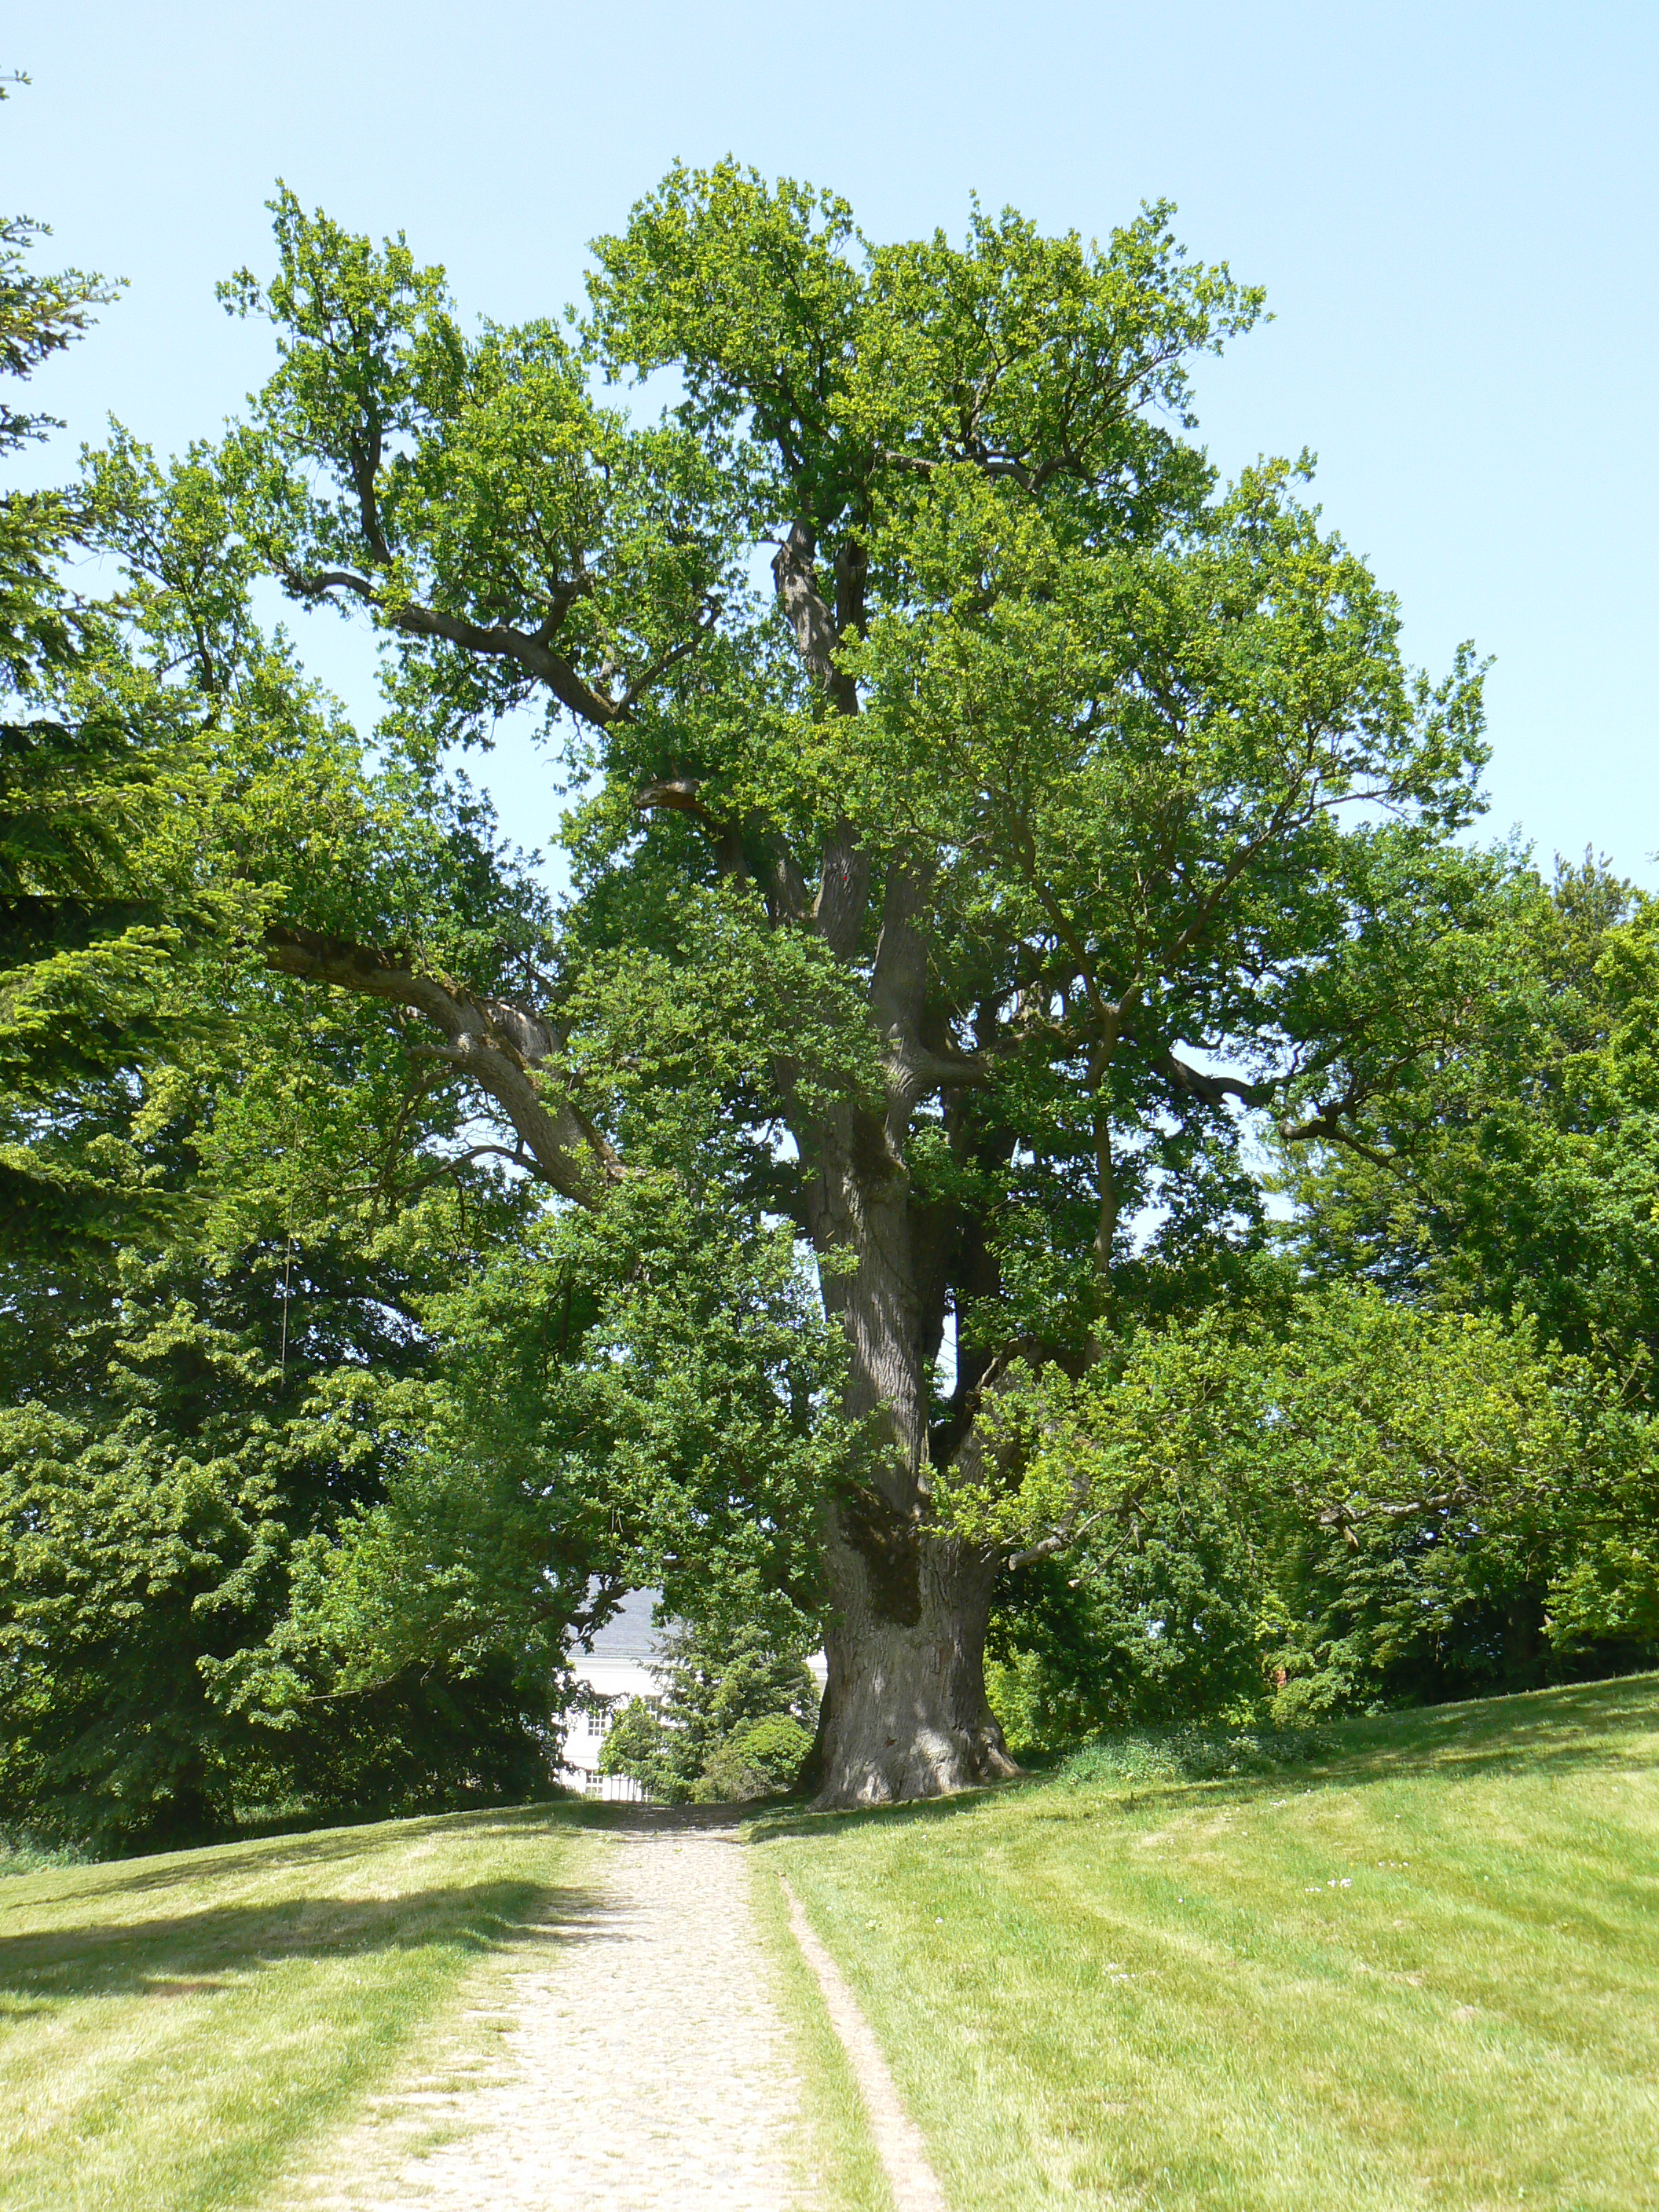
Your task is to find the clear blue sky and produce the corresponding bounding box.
[11,2,1657,883]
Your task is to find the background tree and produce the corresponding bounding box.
[985,1484,1269,1756]
[201,167,1499,1806]
[1283,856,1659,1401]
[0,877,589,1853]
[990,1286,1659,1723]
[0,1191,550,1852]
[0,135,628,1848]
[598,1598,819,1804]
[0,82,247,1262]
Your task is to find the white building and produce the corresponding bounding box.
[555,1588,663,1802]
[553,1588,829,1802]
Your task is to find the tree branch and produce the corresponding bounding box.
[615,595,722,714]
[282,565,624,731]
[1280,1105,1416,1182]
[771,521,859,716]
[1007,1512,1105,1573]
[263,925,621,1205]
[633,776,748,877]
[1155,1049,1277,1112]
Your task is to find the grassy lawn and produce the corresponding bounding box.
[0,1802,597,2212]
[759,1675,1659,2212]
[749,1852,898,2212]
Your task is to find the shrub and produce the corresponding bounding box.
[691,1713,815,1803]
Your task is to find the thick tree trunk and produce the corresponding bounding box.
[768,523,1019,1807]
[799,1093,1018,1809]
[809,1518,1016,1808]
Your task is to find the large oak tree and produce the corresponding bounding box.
[205,168,1488,1806]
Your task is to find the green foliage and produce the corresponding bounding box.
[0,82,117,683]
[977,1286,1659,1746]
[253,1155,848,1726]
[1053,1723,1336,1788]
[698,1712,817,1803]
[0,185,606,1852]
[594,1697,673,1797]
[200,167,1659,1778]
[0,1829,81,1878]
[0,118,213,1251]
[1283,857,1659,1404]
[599,1601,821,1803]
[0,1098,556,1851]
[9,145,1658,1844]
[215,166,1496,1365]
[215,184,743,756]
[578,166,1492,1355]
[987,1502,1265,1755]
[586,165,1259,546]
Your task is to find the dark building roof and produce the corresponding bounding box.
[582,1586,667,1668]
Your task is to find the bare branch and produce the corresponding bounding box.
[1007,1510,1110,1573]
[1155,1049,1277,1112]
[1280,1107,1415,1182]
[633,775,747,877]
[338,1140,532,1204]
[1316,1486,1475,1549]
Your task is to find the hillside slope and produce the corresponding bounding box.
[761,1675,1659,2211]
[0,1804,596,2211]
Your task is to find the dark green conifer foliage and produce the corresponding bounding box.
[0,1079,558,1851]
[599,1600,820,1804]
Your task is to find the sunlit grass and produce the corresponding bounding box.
[750,1856,897,2212]
[762,1675,1659,2211]
[0,1802,596,2212]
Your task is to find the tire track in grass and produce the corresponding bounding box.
[781,1876,950,2212]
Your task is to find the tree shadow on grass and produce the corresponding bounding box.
[1294,1673,1659,1787]
[45,1803,586,1908]
[749,1782,1028,1844]
[0,1875,615,2009]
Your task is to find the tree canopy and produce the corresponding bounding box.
[4,145,1657,1841]
[196,167,1514,1805]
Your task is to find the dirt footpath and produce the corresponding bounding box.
[284,1822,819,2212]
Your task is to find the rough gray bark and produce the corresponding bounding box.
[757,524,1019,1807]
[812,1524,1015,1805]
[264,925,621,1207]
[793,1078,1019,1805]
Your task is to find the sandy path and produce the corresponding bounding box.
[284,1823,819,2212]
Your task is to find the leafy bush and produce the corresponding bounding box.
[691,1713,815,1803]
[1057,1724,1338,1789]
[596,1696,677,1799]
[596,1600,820,1802]
[987,1286,1659,1756]
[0,1828,84,1878]
[988,1501,1268,1758]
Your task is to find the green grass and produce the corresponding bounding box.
[760,1674,1659,2212]
[0,1801,597,2212]
[750,1855,897,2212]
[9,1681,1656,2212]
